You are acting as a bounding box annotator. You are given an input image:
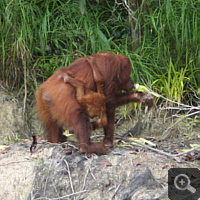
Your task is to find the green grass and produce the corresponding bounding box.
[152,58,189,104]
[0,0,199,105]
[130,0,199,104]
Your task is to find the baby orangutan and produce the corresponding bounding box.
[61,56,107,130]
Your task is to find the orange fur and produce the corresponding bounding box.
[35,52,153,155]
[61,56,107,129]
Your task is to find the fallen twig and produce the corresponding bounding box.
[0,159,33,166]
[64,159,75,199]
[35,190,87,200]
[115,136,200,158]
[161,110,200,139]
[111,183,122,200]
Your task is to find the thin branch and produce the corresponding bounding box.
[84,157,97,180]
[64,159,75,200]
[111,183,122,199]
[44,158,53,198]
[142,80,200,111]
[35,190,87,200]
[0,159,33,166]
[115,0,123,5]
[161,111,200,139]
[115,0,137,21]
[116,136,200,158]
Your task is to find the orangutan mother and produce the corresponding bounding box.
[35,52,153,155]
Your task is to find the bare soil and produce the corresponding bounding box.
[0,89,200,200]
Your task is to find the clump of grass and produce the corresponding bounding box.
[129,0,199,104]
[0,0,198,106]
[0,0,129,90]
[152,58,189,104]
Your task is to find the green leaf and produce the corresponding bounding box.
[97,29,110,50]
[79,0,86,15]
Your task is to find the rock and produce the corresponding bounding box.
[28,145,167,200]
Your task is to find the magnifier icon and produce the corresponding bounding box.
[174,174,196,193]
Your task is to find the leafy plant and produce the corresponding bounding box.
[183,115,200,138]
[0,0,199,106]
[152,58,189,104]
[131,0,199,101]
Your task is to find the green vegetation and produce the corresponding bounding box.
[152,58,189,104]
[0,0,199,105]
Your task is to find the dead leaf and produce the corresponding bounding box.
[139,138,157,147]
[190,144,200,149]
[0,145,9,152]
[37,137,43,141]
[173,157,182,163]
[63,130,76,142]
[132,162,141,166]
[129,137,156,147]
[162,164,169,169]
[101,160,112,166]
[130,152,138,155]
[175,150,182,154]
